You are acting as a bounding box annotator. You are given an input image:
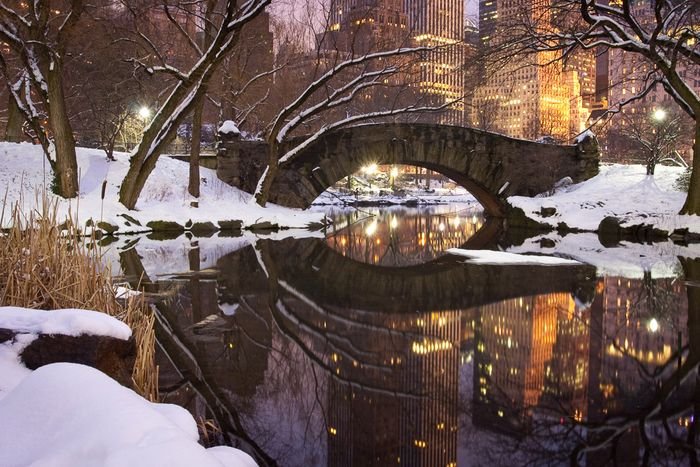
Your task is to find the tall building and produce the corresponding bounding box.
[406,0,467,124]
[471,0,590,141]
[478,0,498,48]
[323,0,467,125]
[326,0,409,53]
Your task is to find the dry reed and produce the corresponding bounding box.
[0,192,158,401]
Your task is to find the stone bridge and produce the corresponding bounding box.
[217,123,599,217]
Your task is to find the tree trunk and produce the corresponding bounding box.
[254,143,279,206]
[680,122,700,215]
[188,98,205,198]
[47,60,79,198]
[4,94,23,143]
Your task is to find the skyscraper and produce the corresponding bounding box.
[471,0,588,140]
[323,0,467,125]
[406,0,466,124]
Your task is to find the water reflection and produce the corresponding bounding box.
[323,204,485,266]
[119,238,699,466]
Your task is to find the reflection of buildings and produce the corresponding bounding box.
[473,293,576,433]
[596,276,688,412]
[472,274,689,446]
[311,308,462,466]
[146,239,692,465]
[326,208,485,266]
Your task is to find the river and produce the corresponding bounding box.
[111,204,700,466]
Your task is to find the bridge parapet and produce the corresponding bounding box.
[217,124,600,216]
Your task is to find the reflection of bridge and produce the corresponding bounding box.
[217,123,600,216]
[262,238,597,313]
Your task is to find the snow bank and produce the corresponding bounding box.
[0,142,322,232]
[0,306,131,340]
[509,164,700,233]
[0,363,256,467]
[447,249,581,265]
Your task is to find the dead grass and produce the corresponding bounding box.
[0,192,158,401]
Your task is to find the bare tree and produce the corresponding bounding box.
[607,106,691,175]
[518,0,700,214]
[0,0,86,197]
[249,1,463,205]
[117,0,271,210]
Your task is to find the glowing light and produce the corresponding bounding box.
[362,163,378,175]
[648,318,660,333]
[438,222,445,231]
[138,106,151,120]
[390,216,398,229]
[390,166,399,178]
[365,220,378,236]
[652,108,667,122]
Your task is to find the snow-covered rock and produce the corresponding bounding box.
[218,120,241,136]
[0,363,256,467]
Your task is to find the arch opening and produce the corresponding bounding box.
[312,164,481,207]
[310,164,501,267]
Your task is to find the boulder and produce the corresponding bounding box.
[1,329,136,387]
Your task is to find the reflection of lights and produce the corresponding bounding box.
[390,166,399,178]
[472,215,478,225]
[453,216,460,227]
[390,216,398,229]
[648,318,660,333]
[412,339,451,354]
[365,220,378,236]
[438,222,445,231]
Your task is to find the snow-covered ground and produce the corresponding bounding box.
[0,307,255,467]
[509,164,699,233]
[0,142,322,232]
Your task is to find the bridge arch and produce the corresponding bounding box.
[217,123,599,217]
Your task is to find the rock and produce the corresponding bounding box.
[597,216,621,246]
[247,221,279,233]
[118,213,142,226]
[146,221,185,232]
[538,237,556,248]
[218,220,243,232]
[190,222,218,236]
[2,330,136,387]
[505,206,552,231]
[96,221,119,235]
[540,207,557,218]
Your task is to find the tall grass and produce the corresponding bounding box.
[0,192,158,401]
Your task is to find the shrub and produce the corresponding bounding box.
[0,193,158,400]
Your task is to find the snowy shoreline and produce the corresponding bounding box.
[0,143,698,239]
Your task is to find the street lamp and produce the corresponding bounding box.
[138,106,152,121]
[652,108,667,122]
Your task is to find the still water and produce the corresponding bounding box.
[117,205,699,466]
